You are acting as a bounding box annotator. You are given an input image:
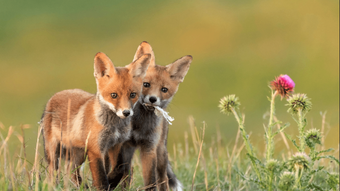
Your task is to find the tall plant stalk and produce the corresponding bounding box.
[266,90,277,161]
[297,108,305,152]
[268,171,274,191]
[266,91,277,191]
[231,108,262,182]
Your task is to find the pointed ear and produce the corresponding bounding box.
[133,41,155,66]
[94,52,116,79]
[128,54,151,79]
[166,55,192,83]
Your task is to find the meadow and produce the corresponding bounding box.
[0,0,339,190]
[0,76,339,190]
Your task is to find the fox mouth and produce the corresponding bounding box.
[142,103,156,111]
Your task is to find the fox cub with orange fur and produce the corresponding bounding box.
[108,42,192,191]
[40,52,151,189]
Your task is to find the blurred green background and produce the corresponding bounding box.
[0,0,338,162]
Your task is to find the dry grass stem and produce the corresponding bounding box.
[0,126,14,152]
[33,126,42,191]
[189,116,198,154]
[215,158,221,191]
[21,124,32,189]
[228,128,241,182]
[191,122,206,191]
[321,112,327,152]
[63,98,72,188]
[58,121,63,184]
[274,116,291,157]
[216,125,222,152]
[173,143,177,170]
[0,122,4,130]
[184,131,189,160]
[1,126,14,179]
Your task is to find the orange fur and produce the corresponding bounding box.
[108,42,192,191]
[41,52,151,189]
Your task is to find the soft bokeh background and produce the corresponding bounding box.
[0,0,338,162]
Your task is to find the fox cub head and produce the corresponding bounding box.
[94,52,151,118]
[133,41,192,110]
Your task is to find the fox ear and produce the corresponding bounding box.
[133,41,155,66]
[94,52,116,79]
[166,55,192,83]
[128,54,151,79]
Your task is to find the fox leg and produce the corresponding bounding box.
[68,148,86,187]
[44,137,60,184]
[88,150,109,190]
[108,141,136,189]
[106,143,123,188]
[140,147,157,191]
[42,113,60,183]
[156,144,169,191]
[106,143,122,174]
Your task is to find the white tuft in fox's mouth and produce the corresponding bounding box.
[142,103,174,125]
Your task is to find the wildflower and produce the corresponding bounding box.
[287,152,310,171]
[218,94,240,115]
[270,74,295,99]
[278,171,295,191]
[305,129,322,149]
[266,159,280,172]
[286,93,312,115]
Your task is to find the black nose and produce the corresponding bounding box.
[149,96,157,103]
[123,110,130,117]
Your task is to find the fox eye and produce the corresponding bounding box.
[143,82,150,88]
[130,92,136,98]
[161,87,168,93]
[111,93,118,99]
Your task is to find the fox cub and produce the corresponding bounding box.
[108,42,192,191]
[40,52,151,189]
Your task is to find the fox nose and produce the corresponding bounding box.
[123,110,131,117]
[149,96,157,103]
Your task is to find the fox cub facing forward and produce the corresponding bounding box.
[40,52,151,189]
[109,42,192,191]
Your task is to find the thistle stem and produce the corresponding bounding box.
[268,171,274,191]
[231,108,262,182]
[295,167,304,189]
[297,109,305,152]
[266,91,277,161]
[310,147,315,160]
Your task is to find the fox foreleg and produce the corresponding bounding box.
[140,147,158,191]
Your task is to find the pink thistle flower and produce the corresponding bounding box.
[270,74,295,99]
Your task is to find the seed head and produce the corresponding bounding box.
[270,74,295,99]
[266,159,280,172]
[287,152,310,171]
[286,93,312,115]
[305,128,322,149]
[278,171,295,191]
[218,95,240,115]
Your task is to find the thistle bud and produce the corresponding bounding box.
[278,171,295,191]
[286,93,312,115]
[266,159,280,172]
[287,152,311,171]
[218,94,240,115]
[305,128,322,148]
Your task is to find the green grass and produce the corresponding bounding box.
[0,114,338,190]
